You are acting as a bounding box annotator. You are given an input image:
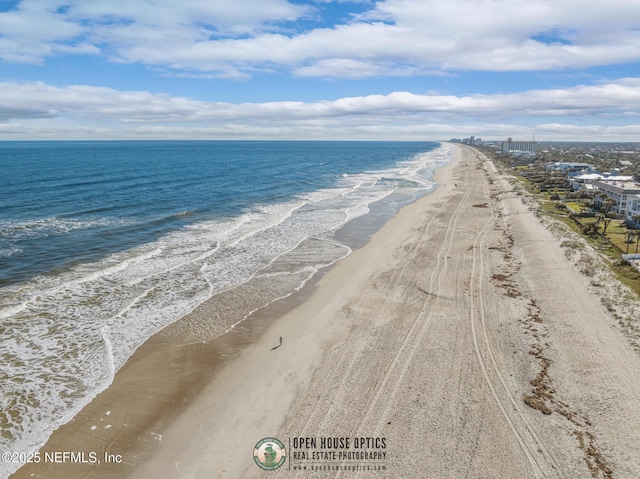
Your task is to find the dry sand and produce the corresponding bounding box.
[13,144,640,479]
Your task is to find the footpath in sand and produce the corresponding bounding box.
[15,145,640,479]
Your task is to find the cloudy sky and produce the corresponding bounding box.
[1,0,640,140]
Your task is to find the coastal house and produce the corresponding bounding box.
[593,180,640,216]
[545,162,595,176]
[571,174,634,192]
[571,173,603,192]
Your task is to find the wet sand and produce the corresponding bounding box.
[14,144,640,479]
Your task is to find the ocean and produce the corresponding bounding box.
[0,140,453,475]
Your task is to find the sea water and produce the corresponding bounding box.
[0,140,454,476]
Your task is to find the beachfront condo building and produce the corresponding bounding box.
[594,180,640,216]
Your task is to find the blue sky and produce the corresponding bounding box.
[1,0,640,140]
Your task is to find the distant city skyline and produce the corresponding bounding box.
[1,0,640,140]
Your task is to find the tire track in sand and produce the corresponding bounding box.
[327,163,475,479]
[468,158,565,479]
[288,171,461,445]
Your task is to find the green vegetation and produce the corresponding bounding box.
[485,141,640,179]
[479,146,640,298]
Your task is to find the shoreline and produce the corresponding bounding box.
[13,144,640,478]
[10,147,455,479]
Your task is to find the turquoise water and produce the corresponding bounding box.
[0,140,453,476]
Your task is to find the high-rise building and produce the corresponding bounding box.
[501,139,537,153]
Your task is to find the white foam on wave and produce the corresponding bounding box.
[221,237,353,337]
[0,216,137,268]
[0,216,135,241]
[0,143,451,473]
[0,247,23,258]
[101,326,116,383]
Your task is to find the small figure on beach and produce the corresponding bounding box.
[271,336,283,350]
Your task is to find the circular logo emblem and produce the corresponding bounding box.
[253,437,287,471]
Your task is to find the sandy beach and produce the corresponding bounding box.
[13,144,640,479]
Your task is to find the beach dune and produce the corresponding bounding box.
[14,144,640,478]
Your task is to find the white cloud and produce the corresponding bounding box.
[0,0,309,63]
[2,0,640,76]
[3,120,639,142]
[0,0,87,63]
[70,0,308,33]
[0,78,639,140]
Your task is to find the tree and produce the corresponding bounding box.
[594,213,603,233]
[632,215,640,254]
[626,231,636,254]
[579,202,589,214]
[579,190,595,212]
[582,221,600,237]
[603,197,618,214]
